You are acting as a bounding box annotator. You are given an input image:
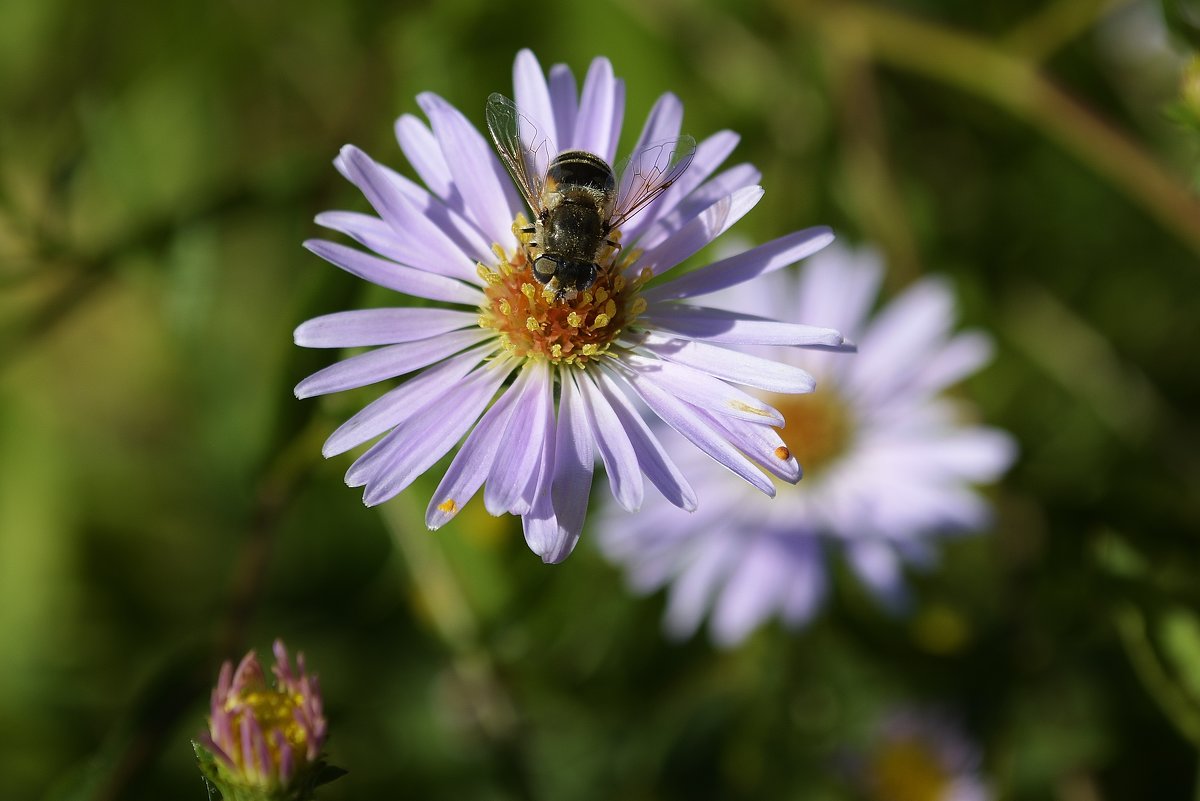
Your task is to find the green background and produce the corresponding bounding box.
[2,0,1199,798]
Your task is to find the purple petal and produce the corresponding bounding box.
[629,130,740,243]
[610,365,775,497]
[624,353,783,426]
[636,164,762,252]
[793,242,882,336]
[294,308,478,348]
[850,277,957,401]
[663,533,740,639]
[547,63,578,151]
[778,536,828,628]
[638,186,764,276]
[417,92,521,248]
[846,539,909,611]
[576,371,644,513]
[394,114,455,203]
[910,331,993,398]
[304,239,483,306]
[424,367,527,528]
[546,369,594,563]
[294,328,491,399]
[518,389,559,560]
[336,146,481,281]
[709,535,798,647]
[593,368,697,511]
[484,361,552,516]
[643,305,844,347]
[607,78,626,165]
[357,361,516,504]
[700,411,801,483]
[645,227,835,303]
[322,345,490,457]
[638,334,816,393]
[314,210,421,270]
[572,57,622,162]
[513,49,558,147]
[374,159,497,268]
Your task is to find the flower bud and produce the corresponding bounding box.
[194,640,341,801]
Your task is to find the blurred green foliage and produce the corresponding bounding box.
[2,0,1199,799]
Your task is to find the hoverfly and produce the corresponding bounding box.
[485,92,696,300]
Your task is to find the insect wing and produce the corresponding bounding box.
[609,135,697,231]
[485,93,554,216]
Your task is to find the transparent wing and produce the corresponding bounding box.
[609,135,698,231]
[485,92,555,217]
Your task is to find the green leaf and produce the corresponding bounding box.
[1160,608,1200,706]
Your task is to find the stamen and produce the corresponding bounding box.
[476,217,650,367]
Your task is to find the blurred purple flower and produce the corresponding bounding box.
[599,245,1016,645]
[195,640,329,798]
[856,707,991,801]
[295,50,845,562]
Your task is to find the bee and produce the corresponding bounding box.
[485,92,696,300]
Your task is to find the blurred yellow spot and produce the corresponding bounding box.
[437,499,457,514]
[866,736,951,801]
[913,604,970,654]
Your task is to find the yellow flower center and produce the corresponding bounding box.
[477,215,649,367]
[769,384,854,479]
[865,736,953,801]
[226,685,309,777]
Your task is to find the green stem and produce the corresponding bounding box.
[379,499,535,796]
[1003,0,1132,61]
[795,1,1200,259]
[1114,604,1200,748]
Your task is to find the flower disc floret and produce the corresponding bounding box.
[477,217,649,366]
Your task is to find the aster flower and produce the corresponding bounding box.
[294,49,845,562]
[599,245,1016,644]
[194,640,339,801]
[854,707,991,801]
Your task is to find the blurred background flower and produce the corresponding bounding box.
[2,0,1200,799]
[600,244,1016,647]
[851,706,991,801]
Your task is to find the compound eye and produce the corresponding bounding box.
[533,256,557,282]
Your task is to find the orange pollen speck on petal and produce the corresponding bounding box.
[771,384,855,479]
[437,499,457,514]
[475,214,651,367]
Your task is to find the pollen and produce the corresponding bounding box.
[437,499,457,514]
[476,214,650,367]
[771,385,855,478]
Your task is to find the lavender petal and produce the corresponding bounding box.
[322,345,490,457]
[425,368,525,528]
[576,371,644,513]
[547,369,594,563]
[513,49,558,147]
[303,239,483,306]
[593,368,697,511]
[642,305,844,347]
[623,353,784,426]
[417,92,520,249]
[610,364,775,497]
[485,360,552,516]
[638,185,764,276]
[645,227,834,303]
[637,334,816,393]
[294,328,491,399]
[294,308,478,348]
[573,57,622,163]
